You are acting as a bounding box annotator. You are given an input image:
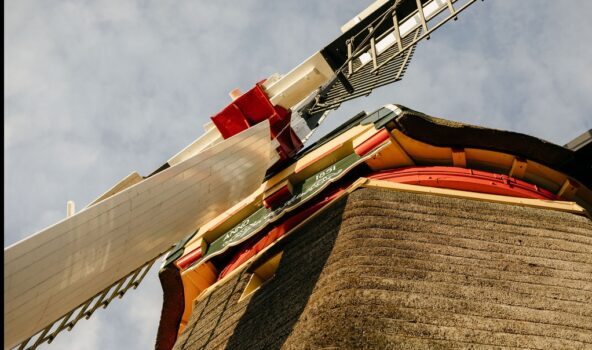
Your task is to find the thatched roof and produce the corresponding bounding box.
[175,187,592,349]
[392,105,589,185]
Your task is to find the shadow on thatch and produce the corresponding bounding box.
[174,196,348,349]
[223,197,348,349]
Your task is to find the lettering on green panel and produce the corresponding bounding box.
[203,152,361,260]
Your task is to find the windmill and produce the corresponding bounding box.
[5,1,592,349]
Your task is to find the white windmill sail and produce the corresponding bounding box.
[4,121,274,349]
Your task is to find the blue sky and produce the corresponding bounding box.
[4,1,592,349]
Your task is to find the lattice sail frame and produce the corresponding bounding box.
[299,0,480,127]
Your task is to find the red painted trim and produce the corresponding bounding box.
[354,129,390,156]
[263,184,293,209]
[218,188,344,280]
[176,247,203,270]
[210,84,303,159]
[368,166,558,200]
[210,104,251,139]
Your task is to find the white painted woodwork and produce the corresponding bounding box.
[167,126,223,166]
[4,121,273,349]
[341,0,389,33]
[262,52,334,110]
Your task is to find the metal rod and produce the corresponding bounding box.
[132,260,155,289]
[29,327,52,349]
[392,11,403,52]
[446,0,458,20]
[47,310,75,344]
[321,0,478,91]
[119,265,144,297]
[347,39,353,76]
[369,27,378,71]
[84,289,110,319]
[17,337,31,350]
[348,4,396,58]
[395,35,416,81]
[350,9,421,75]
[373,0,477,73]
[352,27,417,75]
[415,0,430,39]
[104,276,128,307]
[67,299,93,330]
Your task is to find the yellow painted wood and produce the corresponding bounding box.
[509,157,528,178]
[523,160,567,193]
[391,129,452,165]
[263,179,294,202]
[179,261,218,333]
[451,148,467,168]
[239,252,283,302]
[360,178,587,215]
[558,178,578,200]
[291,125,373,181]
[464,148,514,173]
[364,134,415,171]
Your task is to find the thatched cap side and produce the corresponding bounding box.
[393,105,589,186]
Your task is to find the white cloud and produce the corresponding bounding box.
[4,1,592,349]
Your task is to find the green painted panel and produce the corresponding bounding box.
[200,152,362,263]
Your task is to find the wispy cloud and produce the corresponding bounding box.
[5,1,591,349]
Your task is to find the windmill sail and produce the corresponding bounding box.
[4,122,275,349]
[297,0,479,134]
